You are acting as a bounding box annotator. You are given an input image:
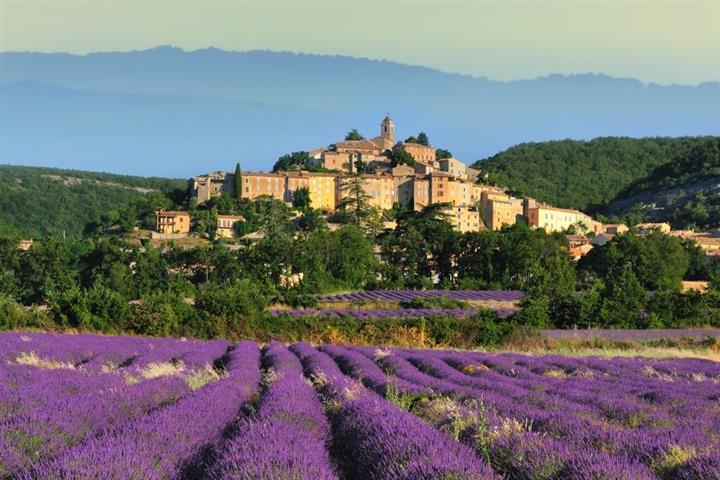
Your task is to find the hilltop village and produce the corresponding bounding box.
[152,116,718,263]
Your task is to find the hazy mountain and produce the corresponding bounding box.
[2,47,718,177]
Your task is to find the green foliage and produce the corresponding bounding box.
[436,148,453,160]
[0,295,52,330]
[18,237,81,305]
[0,165,185,237]
[292,187,311,209]
[128,291,196,338]
[335,175,383,235]
[390,148,416,167]
[381,203,459,287]
[234,163,242,202]
[249,310,510,348]
[598,265,647,328]
[272,151,310,172]
[404,132,429,146]
[50,283,131,332]
[472,136,717,212]
[344,129,365,141]
[194,279,268,339]
[297,226,378,292]
[297,208,328,232]
[578,231,688,291]
[234,196,293,235]
[471,310,517,347]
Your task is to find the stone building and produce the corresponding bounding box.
[437,157,467,179]
[528,204,601,234]
[155,211,191,234]
[216,214,244,238]
[399,142,437,166]
[481,192,524,230]
[189,171,235,204]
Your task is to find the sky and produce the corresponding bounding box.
[1,0,719,85]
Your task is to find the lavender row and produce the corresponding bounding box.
[207,342,337,479]
[271,307,516,319]
[0,375,190,478]
[315,289,526,303]
[399,349,720,478]
[290,342,496,479]
[19,341,262,480]
[327,345,719,478]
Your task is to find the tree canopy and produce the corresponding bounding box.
[272,151,310,172]
[345,129,365,141]
[473,136,718,215]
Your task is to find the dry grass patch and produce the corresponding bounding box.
[140,360,185,379]
[12,351,75,370]
[186,364,223,391]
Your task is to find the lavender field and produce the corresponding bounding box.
[272,289,523,320]
[1,332,719,479]
[315,289,526,303]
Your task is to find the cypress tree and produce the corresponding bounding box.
[234,162,242,201]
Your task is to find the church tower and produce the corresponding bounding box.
[380,116,395,145]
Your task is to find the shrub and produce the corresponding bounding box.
[194,280,268,339]
[0,295,52,330]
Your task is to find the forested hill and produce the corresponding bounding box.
[604,138,720,229]
[0,165,186,237]
[472,136,718,212]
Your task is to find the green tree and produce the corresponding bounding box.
[51,282,131,332]
[298,208,328,232]
[455,231,499,288]
[325,226,378,288]
[390,148,416,167]
[292,187,311,210]
[194,279,267,339]
[599,264,646,328]
[417,132,430,146]
[436,148,453,160]
[345,129,365,141]
[0,238,21,298]
[381,203,459,287]
[336,175,383,235]
[579,231,688,291]
[19,237,79,305]
[234,163,242,201]
[273,151,310,172]
[128,290,196,337]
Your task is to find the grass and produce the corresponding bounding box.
[495,329,720,362]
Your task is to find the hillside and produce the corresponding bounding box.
[605,138,720,229]
[2,47,718,177]
[0,165,186,237]
[472,137,718,212]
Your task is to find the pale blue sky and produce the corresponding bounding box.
[1,0,719,84]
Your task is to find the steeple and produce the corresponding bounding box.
[380,115,395,144]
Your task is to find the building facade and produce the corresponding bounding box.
[189,172,235,204]
[216,214,244,238]
[481,192,524,230]
[155,211,191,234]
[528,205,598,234]
[438,157,467,180]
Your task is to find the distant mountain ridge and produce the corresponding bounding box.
[1,47,718,177]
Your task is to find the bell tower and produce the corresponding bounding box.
[380,115,395,144]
